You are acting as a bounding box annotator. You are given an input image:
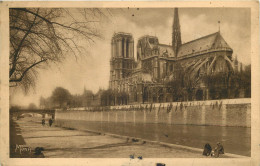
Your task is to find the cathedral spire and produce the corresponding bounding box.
[172,8,182,57]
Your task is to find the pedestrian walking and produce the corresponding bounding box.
[49,118,53,127]
[41,119,45,126]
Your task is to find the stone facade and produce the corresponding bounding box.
[109,8,237,105]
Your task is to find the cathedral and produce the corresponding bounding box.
[109,8,235,105]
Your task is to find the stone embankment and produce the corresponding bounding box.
[57,98,251,127]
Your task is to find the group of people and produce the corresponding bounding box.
[210,101,223,110]
[203,142,224,158]
[41,118,53,127]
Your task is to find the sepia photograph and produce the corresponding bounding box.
[0,1,259,166]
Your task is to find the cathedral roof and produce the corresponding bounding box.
[158,44,175,57]
[177,32,232,57]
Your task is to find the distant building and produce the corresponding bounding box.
[82,88,94,107]
[109,8,245,105]
[92,89,104,106]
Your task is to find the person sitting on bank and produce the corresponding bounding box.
[217,142,224,154]
[202,143,212,156]
[211,142,224,158]
[33,147,44,158]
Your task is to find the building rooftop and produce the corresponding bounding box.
[113,32,133,37]
[177,31,232,57]
[158,44,175,57]
[138,35,158,40]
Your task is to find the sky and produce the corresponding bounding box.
[10,8,251,107]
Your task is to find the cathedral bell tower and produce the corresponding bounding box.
[109,33,134,91]
[172,8,182,57]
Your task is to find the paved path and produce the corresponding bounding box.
[11,117,238,158]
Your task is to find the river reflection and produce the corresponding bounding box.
[56,119,251,156]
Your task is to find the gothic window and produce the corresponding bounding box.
[115,40,118,57]
[126,39,129,58]
[122,38,125,57]
[133,87,138,102]
[170,64,173,72]
[114,61,116,69]
[117,71,120,79]
[149,38,155,44]
[122,61,125,70]
[137,52,140,60]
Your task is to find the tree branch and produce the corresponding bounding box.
[9,59,47,82]
[9,9,39,78]
[13,8,52,24]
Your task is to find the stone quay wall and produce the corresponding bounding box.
[55,98,251,127]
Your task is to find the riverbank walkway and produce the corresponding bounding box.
[10,117,244,158]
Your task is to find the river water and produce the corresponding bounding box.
[55,119,251,156]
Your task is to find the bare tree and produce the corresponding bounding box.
[9,8,108,92]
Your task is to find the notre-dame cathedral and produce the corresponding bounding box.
[109,8,239,105]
